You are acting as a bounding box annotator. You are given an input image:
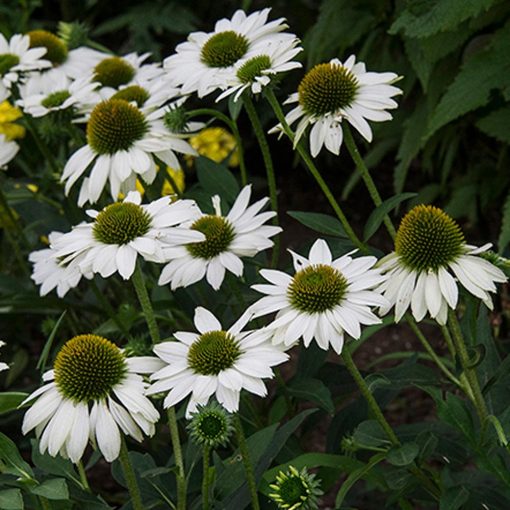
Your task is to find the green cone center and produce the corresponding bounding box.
[237,54,271,83]
[111,85,149,107]
[395,204,465,272]
[298,62,358,116]
[201,31,249,68]
[93,202,152,245]
[28,30,68,65]
[279,476,308,506]
[187,215,235,259]
[94,57,135,88]
[41,90,71,109]
[188,330,241,375]
[54,334,126,403]
[289,264,348,313]
[87,99,148,154]
[0,54,20,76]
[163,106,188,133]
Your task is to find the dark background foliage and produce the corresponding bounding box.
[2,1,510,509]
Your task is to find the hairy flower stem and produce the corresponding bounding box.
[0,184,30,275]
[203,445,211,510]
[131,264,185,509]
[242,95,280,268]
[342,123,396,240]
[407,318,461,387]
[119,437,144,510]
[131,262,160,344]
[342,348,440,499]
[342,348,398,444]
[447,309,489,425]
[24,116,60,175]
[91,280,132,340]
[187,108,248,186]
[234,414,260,510]
[77,461,91,492]
[168,407,187,510]
[264,88,366,253]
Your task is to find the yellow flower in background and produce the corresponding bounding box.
[0,101,25,140]
[189,127,239,167]
[119,166,185,200]
[162,166,185,196]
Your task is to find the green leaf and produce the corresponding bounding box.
[498,190,510,253]
[261,453,365,496]
[31,440,80,484]
[0,489,23,510]
[477,105,510,143]
[352,420,392,449]
[394,101,429,193]
[363,192,416,241]
[435,392,476,444]
[31,478,69,500]
[389,0,497,38]
[387,442,420,466]
[335,453,386,507]
[287,211,347,237]
[287,378,335,415]
[426,22,510,140]
[228,95,243,121]
[304,0,376,66]
[0,432,34,480]
[37,310,66,372]
[195,156,240,204]
[440,486,469,510]
[0,392,28,415]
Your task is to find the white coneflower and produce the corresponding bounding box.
[158,185,281,290]
[29,232,91,297]
[0,341,8,372]
[278,56,402,156]
[22,334,163,463]
[17,68,99,117]
[0,33,50,89]
[216,38,302,102]
[26,29,106,79]
[164,8,295,97]
[0,134,19,167]
[147,307,288,416]
[50,191,204,281]
[249,239,388,353]
[378,205,507,325]
[61,96,198,205]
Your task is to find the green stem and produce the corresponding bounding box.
[39,497,51,510]
[342,348,399,445]
[131,264,185,508]
[264,88,366,252]
[234,414,260,510]
[167,407,186,510]
[0,184,30,276]
[77,461,91,492]
[187,108,248,186]
[242,94,280,268]
[342,348,440,499]
[343,124,396,240]
[440,325,457,359]
[202,445,210,510]
[91,280,132,339]
[131,262,160,344]
[447,309,489,424]
[24,117,60,175]
[406,317,461,387]
[118,437,144,510]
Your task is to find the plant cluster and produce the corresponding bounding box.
[1,2,510,509]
